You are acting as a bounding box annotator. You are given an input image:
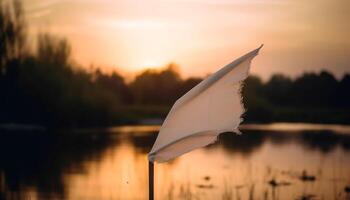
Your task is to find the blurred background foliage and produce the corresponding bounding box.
[0,0,349,128]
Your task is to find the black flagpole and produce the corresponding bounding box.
[149,160,154,200]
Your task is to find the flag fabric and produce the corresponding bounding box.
[148,45,263,163]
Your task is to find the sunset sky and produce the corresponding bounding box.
[23,0,350,79]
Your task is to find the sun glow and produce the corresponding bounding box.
[140,60,165,70]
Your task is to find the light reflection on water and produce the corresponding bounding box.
[0,123,350,200]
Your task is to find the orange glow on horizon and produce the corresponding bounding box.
[24,0,350,79]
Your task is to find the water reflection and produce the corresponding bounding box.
[0,124,350,200]
[0,131,118,200]
[217,130,350,156]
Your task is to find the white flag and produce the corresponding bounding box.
[149,45,263,163]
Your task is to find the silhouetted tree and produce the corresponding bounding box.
[130,63,182,105]
[37,34,71,68]
[0,0,127,127]
[290,71,338,107]
[339,74,350,107]
[94,70,133,103]
[263,74,292,106]
[242,76,272,122]
[0,0,27,124]
[0,0,26,74]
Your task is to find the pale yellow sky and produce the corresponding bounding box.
[23,0,350,79]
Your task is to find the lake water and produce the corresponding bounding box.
[1,123,350,200]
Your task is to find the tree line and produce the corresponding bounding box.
[0,0,349,128]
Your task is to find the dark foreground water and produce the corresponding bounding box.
[1,123,350,200]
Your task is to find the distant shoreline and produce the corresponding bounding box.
[1,122,350,135]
